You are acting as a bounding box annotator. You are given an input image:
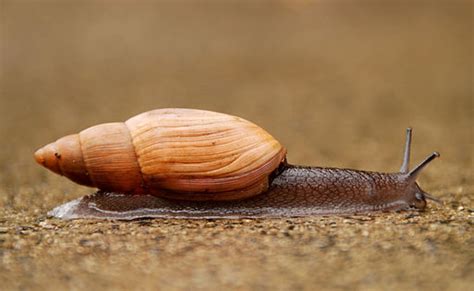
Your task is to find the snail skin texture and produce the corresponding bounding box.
[34,108,440,220]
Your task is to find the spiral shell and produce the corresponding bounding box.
[34,108,286,200]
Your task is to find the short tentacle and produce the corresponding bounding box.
[422,191,442,204]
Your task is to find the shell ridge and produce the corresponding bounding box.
[143,154,240,176]
[138,132,259,162]
[205,141,276,176]
[155,126,236,139]
[125,122,235,153]
[136,128,239,154]
[124,121,146,191]
[135,125,236,143]
[151,141,258,161]
[154,147,286,194]
[78,132,96,187]
[139,138,268,172]
[159,127,239,143]
[144,119,233,128]
[128,119,234,132]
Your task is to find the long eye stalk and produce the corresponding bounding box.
[400,127,412,173]
[408,152,440,180]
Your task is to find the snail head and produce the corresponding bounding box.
[399,128,440,210]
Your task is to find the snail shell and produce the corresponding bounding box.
[35,109,286,201]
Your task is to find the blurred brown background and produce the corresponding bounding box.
[1,0,472,161]
[0,1,472,290]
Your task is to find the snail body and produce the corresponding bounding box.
[35,108,440,220]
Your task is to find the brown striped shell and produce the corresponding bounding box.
[34,108,287,201]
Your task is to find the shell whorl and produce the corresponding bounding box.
[35,124,144,192]
[78,122,143,192]
[34,134,91,186]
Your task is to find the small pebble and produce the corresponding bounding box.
[39,221,55,229]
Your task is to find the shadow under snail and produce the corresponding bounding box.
[34,108,440,220]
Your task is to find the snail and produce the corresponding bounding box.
[34,108,440,220]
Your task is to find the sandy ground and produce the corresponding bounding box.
[1,1,472,290]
